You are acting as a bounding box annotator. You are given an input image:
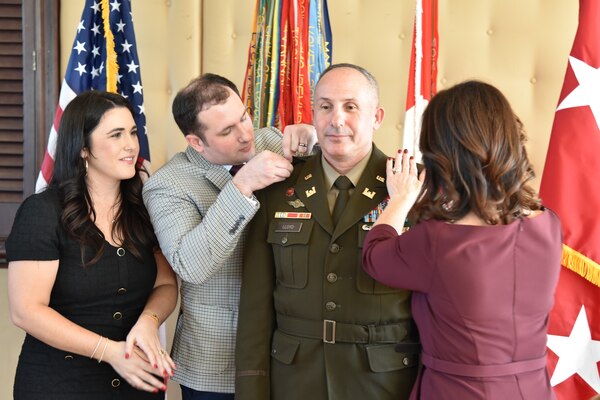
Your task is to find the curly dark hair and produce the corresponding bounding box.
[412,80,541,225]
[50,90,158,265]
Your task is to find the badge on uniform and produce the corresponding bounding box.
[274,211,312,219]
[362,188,376,199]
[363,196,390,223]
[305,186,317,198]
[288,199,305,208]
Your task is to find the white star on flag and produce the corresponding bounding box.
[132,81,143,94]
[77,20,85,33]
[74,62,87,76]
[556,56,600,130]
[110,0,121,12]
[126,60,139,73]
[73,40,86,54]
[121,40,132,53]
[547,305,600,393]
[116,19,126,32]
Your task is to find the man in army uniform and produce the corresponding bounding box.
[235,64,419,400]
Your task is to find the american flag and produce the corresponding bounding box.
[35,0,149,192]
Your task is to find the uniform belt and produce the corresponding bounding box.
[421,352,548,377]
[276,313,414,345]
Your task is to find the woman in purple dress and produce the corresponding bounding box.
[362,81,561,400]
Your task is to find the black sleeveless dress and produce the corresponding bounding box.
[7,187,163,399]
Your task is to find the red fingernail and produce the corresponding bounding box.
[404,149,408,154]
[154,389,159,393]
[410,156,414,160]
[162,385,167,391]
[154,364,158,369]
[125,353,130,359]
[397,149,402,153]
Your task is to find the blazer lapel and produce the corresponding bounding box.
[185,146,231,190]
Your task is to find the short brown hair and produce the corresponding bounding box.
[172,73,240,140]
[412,80,541,225]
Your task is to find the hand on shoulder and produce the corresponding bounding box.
[232,151,293,196]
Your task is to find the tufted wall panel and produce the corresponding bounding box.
[59,0,578,189]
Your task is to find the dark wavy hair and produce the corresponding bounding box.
[412,80,541,225]
[172,73,240,140]
[50,90,158,265]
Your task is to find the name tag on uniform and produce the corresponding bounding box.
[275,221,303,233]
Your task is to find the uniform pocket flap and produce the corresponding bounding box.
[270,331,300,365]
[365,343,419,372]
[267,220,314,247]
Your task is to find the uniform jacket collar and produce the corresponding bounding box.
[293,144,389,241]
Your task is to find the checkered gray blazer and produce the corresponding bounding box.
[142,127,283,392]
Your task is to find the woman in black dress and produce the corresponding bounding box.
[7,91,178,399]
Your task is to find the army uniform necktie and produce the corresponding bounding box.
[332,175,353,225]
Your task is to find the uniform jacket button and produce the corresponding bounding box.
[325,301,337,311]
[117,287,127,294]
[64,355,73,360]
[111,378,121,387]
[329,243,340,253]
[113,311,123,320]
[326,273,338,283]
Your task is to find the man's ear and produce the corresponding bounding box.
[185,134,205,153]
[373,106,385,131]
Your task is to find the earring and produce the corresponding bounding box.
[442,199,454,212]
[84,158,88,175]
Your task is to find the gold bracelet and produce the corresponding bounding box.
[98,337,109,363]
[141,311,160,326]
[90,335,103,359]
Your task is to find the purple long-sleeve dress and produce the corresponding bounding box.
[362,210,562,400]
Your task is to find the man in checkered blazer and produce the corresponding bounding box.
[143,73,316,400]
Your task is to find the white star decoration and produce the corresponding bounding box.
[90,1,101,13]
[77,20,85,33]
[138,104,145,115]
[91,23,101,36]
[74,62,87,76]
[91,45,100,58]
[126,60,139,74]
[132,81,143,94]
[110,0,121,12]
[547,305,600,393]
[556,56,600,130]
[73,41,86,55]
[121,40,132,53]
[116,19,126,32]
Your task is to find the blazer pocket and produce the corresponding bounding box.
[267,220,314,289]
[365,343,419,372]
[270,330,300,365]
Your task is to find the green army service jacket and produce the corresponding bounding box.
[235,145,419,400]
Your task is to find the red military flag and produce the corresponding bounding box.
[243,0,332,131]
[540,0,600,398]
[402,0,438,162]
